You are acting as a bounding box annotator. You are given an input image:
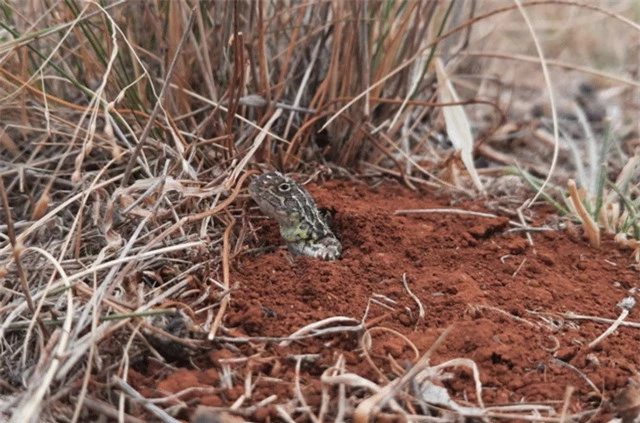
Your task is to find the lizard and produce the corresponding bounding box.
[248,171,342,260]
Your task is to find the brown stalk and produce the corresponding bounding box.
[567,179,600,248]
[19,47,28,139]
[325,2,343,106]
[208,216,235,340]
[0,67,165,124]
[121,7,196,188]
[224,3,245,158]
[168,0,191,117]
[256,0,270,108]
[283,110,334,166]
[271,4,305,103]
[164,113,192,168]
[338,122,366,166]
[372,2,417,99]
[74,203,83,259]
[283,110,410,187]
[338,7,356,101]
[0,176,48,338]
[358,0,370,117]
[192,4,217,101]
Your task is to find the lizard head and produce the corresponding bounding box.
[248,171,341,259]
[248,171,315,225]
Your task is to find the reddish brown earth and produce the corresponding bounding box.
[134,179,639,421]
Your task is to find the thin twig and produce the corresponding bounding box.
[402,273,425,319]
[279,317,361,347]
[552,358,601,397]
[587,297,636,349]
[563,311,640,328]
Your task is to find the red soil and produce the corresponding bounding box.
[135,179,639,421]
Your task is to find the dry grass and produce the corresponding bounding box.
[0,0,638,421]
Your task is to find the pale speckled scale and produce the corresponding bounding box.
[249,172,342,260]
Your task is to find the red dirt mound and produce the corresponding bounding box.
[137,179,639,421]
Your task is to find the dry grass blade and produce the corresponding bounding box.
[10,247,74,423]
[435,58,483,192]
[587,297,636,349]
[353,327,452,422]
[567,179,601,248]
[208,219,235,340]
[0,176,39,320]
[121,7,196,187]
[279,317,361,348]
[401,273,425,319]
[512,0,560,205]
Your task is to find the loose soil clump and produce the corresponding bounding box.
[138,179,639,421]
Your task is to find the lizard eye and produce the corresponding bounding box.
[278,183,291,192]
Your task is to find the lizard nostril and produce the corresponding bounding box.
[278,183,291,192]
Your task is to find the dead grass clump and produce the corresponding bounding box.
[0,0,638,421]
